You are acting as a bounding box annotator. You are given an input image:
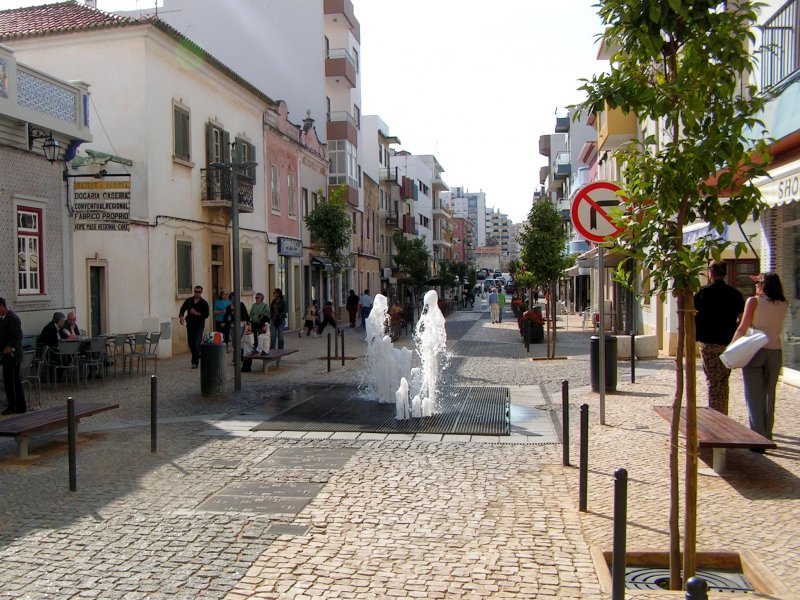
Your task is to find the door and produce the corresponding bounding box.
[89,264,106,336]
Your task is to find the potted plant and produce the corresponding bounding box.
[519,306,545,343]
[511,298,526,318]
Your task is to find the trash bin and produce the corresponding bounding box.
[590,335,617,392]
[200,342,225,396]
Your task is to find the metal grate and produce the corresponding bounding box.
[625,567,753,592]
[253,385,510,436]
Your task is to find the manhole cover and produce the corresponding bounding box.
[257,447,360,470]
[253,385,510,435]
[626,567,753,592]
[196,480,324,515]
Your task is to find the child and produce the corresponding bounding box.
[304,300,319,337]
[241,322,254,372]
[257,322,271,356]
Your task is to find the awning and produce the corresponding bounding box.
[683,222,728,245]
[311,256,332,269]
[754,158,800,207]
[577,247,625,269]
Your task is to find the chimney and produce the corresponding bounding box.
[85,0,98,8]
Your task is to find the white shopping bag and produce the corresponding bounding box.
[720,329,768,369]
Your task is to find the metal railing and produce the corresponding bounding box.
[326,47,357,69]
[760,0,800,91]
[328,111,357,127]
[200,168,254,210]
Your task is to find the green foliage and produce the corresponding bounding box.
[579,0,770,297]
[303,185,352,275]
[518,200,570,288]
[392,233,430,296]
[507,259,523,276]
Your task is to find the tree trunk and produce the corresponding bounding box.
[669,292,686,589]
[683,290,699,583]
[551,281,558,358]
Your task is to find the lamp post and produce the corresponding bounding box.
[212,148,257,392]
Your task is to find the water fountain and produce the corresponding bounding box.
[361,290,448,420]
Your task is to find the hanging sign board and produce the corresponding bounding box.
[571,181,625,243]
[73,176,131,232]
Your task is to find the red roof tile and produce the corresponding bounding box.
[0,1,133,41]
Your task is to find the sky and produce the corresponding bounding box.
[355,0,605,223]
[4,0,606,224]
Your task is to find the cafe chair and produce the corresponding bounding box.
[132,332,161,375]
[79,336,108,385]
[20,348,42,410]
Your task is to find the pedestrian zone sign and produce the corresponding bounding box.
[571,181,626,243]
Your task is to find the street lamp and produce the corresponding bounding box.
[28,125,62,163]
[211,150,257,392]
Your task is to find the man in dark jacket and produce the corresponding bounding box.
[694,261,745,414]
[179,285,210,369]
[0,298,26,414]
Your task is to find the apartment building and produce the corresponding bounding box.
[441,187,487,247]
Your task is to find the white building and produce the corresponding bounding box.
[441,187,487,247]
[2,3,274,358]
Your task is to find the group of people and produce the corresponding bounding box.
[487,287,507,324]
[178,286,287,370]
[0,303,85,415]
[695,261,788,443]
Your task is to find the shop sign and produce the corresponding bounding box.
[278,236,303,257]
[73,177,131,231]
[758,161,800,207]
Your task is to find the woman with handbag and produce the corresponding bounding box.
[731,272,788,441]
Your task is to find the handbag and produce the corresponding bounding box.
[720,329,768,369]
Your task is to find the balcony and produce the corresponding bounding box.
[539,165,550,185]
[323,0,360,42]
[432,173,449,191]
[402,215,415,235]
[325,48,357,88]
[596,102,638,151]
[201,168,254,213]
[385,214,399,228]
[327,111,358,147]
[538,134,551,157]
[380,165,401,186]
[555,114,570,133]
[327,180,359,207]
[553,151,571,180]
[760,0,800,91]
[433,238,452,249]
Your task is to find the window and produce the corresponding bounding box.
[312,191,319,211]
[302,187,309,218]
[328,140,358,188]
[353,47,360,72]
[354,104,361,128]
[173,103,190,163]
[288,173,296,216]
[271,164,280,211]
[17,207,43,295]
[206,122,229,165]
[176,239,193,295]
[242,247,253,292]
[235,137,257,183]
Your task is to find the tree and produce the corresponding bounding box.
[392,233,430,306]
[579,0,769,587]
[518,200,570,358]
[304,186,352,316]
[304,185,352,276]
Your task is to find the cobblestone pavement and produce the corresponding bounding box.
[0,306,797,598]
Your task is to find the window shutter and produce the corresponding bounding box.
[205,122,215,166]
[222,130,231,163]
[248,142,257,183]
[174,107,190,161]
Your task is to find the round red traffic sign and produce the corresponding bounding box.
[571,181,626,243]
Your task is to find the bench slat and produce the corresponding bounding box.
[244,349,298,361]
[654,406,776,450]
[0,402,119,438]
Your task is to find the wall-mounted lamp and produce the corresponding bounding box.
[28,125,62,163]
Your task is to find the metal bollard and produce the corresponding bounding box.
[327,333,331,372]
[561,380,570,466]
[67,397,77,492]
[579,403,589,512]
[630,333,636,384]
[685,577,708,600]
[150,375,157,453]
[341,329,345,366]
[612,468,628,600]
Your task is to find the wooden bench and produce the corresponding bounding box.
[654,406,777,474]
[0,401,119,459]
[243,348,299,372]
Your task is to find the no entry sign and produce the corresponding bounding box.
[571,181,625,243]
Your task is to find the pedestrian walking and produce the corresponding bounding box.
[488,288,500,323]
[317,300,337,335]
[269,288,287,350]
[0,298,26,415]
[498,289,506,323]
[346,290,359,328]
[694,261,744,414]
[179,285,210,369]
[304,300,319,337]
[359,290,373,331]
[731,272,788,441]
